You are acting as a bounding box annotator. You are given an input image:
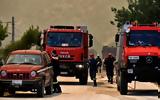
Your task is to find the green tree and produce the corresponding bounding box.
[21,26,41,49]
[111,0,160,28]
[0,21,8,46]
[2,26,41,58]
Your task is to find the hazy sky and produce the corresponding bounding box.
[0,0,127,54]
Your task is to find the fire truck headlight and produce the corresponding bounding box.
[1,70,7,77]
[76,65,83,68]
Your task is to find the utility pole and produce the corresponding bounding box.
[12,16,15,42]
[0,16,15,42]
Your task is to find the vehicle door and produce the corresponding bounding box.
[43,52,53,86]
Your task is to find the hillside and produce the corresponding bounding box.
[0,0,127,54]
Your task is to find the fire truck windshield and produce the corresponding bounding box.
[47,32,82,47]
[127,30,160,46]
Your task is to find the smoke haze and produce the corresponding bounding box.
[0,0,127,54]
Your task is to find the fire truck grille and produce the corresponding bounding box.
[128,56,159,69]
[138,56,158,66]
[59,58,74,60]
[59,55,74,60]
[7,73,30,80]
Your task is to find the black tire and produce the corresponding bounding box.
[119,69,128,95]
[116,66,120,91]
[45,78,53,95]
[37,80,45,97]
[0,88,4,97]
[116,75,120,91]
[158,82,160,98]
[79,68,88,85]
[8,89,15,96]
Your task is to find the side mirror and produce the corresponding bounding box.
[115,34,119,43]
[89,34,93,47]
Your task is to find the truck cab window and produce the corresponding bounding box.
[127,30,160,46]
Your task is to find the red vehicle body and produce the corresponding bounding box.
[115,22,160,95]
[0,50,53,97]
[41,25,93,84]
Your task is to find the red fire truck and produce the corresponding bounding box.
[115,22,160,95]
[41,25,93,85]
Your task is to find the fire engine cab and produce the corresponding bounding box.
[115,22,160,95]
[41,25,93,85]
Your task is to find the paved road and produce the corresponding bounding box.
[0,72,159,100]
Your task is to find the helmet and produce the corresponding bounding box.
[90,54,94,58]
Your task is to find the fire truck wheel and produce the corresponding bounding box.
[120,69,128,95]
[79,69,88,85]
[158,82,160,98]
[0,87,4,97]
[116,75,120,91]
[37,80,45,97]
[45,78,53,95]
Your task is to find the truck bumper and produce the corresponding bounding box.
[127,66,160,82]
[59,62,87,76]
[126,56,160,82]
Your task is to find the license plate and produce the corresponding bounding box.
[60,65,68,69]
[127,69,133,74]
[60,72,68,75]
[12,80,22,85]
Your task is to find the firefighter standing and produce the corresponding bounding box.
[96,56,102,73]
[104,53,115,84]
[51,50,62,93]
[88,54,98,87]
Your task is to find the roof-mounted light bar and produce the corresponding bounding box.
[49,25,88,33]
[131,21,159,27]
[76,26,88,33]
[122,21,160,33]
[50,25,74,29]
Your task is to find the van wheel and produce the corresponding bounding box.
[0,87,4,97]
[45,78,53,95]
[120,69,128,95]
[37,80,45,97]
[8,89,15,96]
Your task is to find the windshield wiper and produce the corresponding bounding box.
[20,62,36,65]
[7,62,19,64]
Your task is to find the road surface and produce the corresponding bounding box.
[0,72,159,100]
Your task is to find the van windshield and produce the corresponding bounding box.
[47,32,82,47]
[127,30,160,46]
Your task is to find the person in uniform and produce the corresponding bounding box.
[51,50,62,93]
[104,53,115,84]
[96,55,102,73]
[88,54,98,87]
